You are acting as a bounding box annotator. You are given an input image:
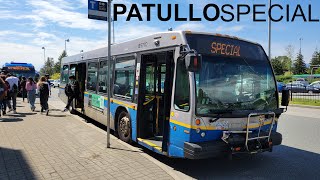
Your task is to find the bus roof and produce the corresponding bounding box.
[4,62,35,68]
[62,31,261,64]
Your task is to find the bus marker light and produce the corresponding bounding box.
[195,119,201,125]
[171,36,177,40]
[173,126,177,131]
[196,128,201,134]
[201,132,206,137]
[235,147,241,151]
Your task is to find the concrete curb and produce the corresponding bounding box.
[290,104,320,109]
[49,101,182,180]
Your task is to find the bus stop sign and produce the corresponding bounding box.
[88,0,108,21]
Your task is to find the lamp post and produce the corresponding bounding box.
[299,38,303,54]
[268,0,272,60]
[65,39,70,54]
[42,47,46,62]
[112,18,115,44]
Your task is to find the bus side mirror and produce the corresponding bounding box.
[185,53,202,72]
[281,89,290,106]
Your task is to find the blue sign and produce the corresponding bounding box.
[88,0,108,21]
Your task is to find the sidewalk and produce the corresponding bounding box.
[0,98,174,180]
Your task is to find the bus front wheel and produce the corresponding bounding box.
[117,111,132,143]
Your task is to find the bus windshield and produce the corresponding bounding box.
[195,55,277,116]
[186,34,277,116]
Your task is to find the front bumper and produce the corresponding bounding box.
[184,132,282,159]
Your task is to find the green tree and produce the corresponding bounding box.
[293,53,307,75]
[271,57,285,75]
[54,50,67,74]
[40,57,55,76]
[275,56,291,72]
[310,49,320,66]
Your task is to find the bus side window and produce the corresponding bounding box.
[87,62,98,92]
[61,65,69,83]
[174,60,190,111]
[114,57,135,100]
[98,60,113,94]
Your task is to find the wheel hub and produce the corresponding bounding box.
[120,116,130,137]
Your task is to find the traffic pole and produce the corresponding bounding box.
[268,0,271,60]
[107,0,112,148]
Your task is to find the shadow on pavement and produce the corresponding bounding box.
[0,147,36,179]
[49,109,63,112]
[47,114,66,118]
[144,145,320,179]
[0,118,23,122]
[6,112,37,118]
[108,147,141,153]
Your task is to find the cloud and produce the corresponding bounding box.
[0,42,45,70]
[175,23,207,31]
[0,30,34,37]
[27,0,106,31]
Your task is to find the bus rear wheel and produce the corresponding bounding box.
[117,111,131,143]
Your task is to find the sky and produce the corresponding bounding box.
[0,0,319,70]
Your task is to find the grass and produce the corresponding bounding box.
[290,98,320,106]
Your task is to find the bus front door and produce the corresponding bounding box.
[75,62,86,111]
[137,51,174,153]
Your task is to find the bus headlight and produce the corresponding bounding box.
[201,132,206,138]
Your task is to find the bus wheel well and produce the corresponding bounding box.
[115,107,128,131]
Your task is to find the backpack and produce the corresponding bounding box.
[65,83,72,96]
[12,83,18,93]
[0,84,5,99]
[40,83,49,96]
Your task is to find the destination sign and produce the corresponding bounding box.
[211,42,241,57]
[8,66,31,71]
[186,34,266,61]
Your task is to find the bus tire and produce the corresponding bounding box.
[117,111,131,143]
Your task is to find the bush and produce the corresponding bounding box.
[51,73,60,80]
[276,75,292,83]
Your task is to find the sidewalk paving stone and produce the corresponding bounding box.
[0,98,173,180]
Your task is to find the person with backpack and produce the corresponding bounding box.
[5,74,19,113]
[45,74,52,96]
[1,76,9,115]
[37,76,50,115]
[20,76,27,102]
[63,75,79,112]
[0,76,8,121]
[26,77,37,111]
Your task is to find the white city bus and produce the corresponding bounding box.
[59,31,288,159]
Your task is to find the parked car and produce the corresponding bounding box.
[277,82,286,92]
[293,78,309,86]
[310,81,320,87]
[52,80,60,88]
[286,82,320,93]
